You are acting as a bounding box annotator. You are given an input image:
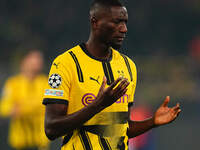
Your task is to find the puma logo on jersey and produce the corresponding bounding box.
[90,76,100,84]
[53,62,60,69]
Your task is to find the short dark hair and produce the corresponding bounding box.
[90,0,124,11]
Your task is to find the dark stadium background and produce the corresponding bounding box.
[0,0,200,149]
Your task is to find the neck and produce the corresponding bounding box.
[86,35,111,60]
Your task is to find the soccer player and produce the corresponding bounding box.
[0,50,49,150]
[43,0,181,150]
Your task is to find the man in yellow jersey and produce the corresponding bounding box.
[43,0,181,150]
[0,50,49,150]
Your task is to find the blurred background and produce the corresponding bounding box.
[0,0,200,150]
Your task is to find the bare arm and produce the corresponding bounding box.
[127,117,155,138]
[127,96,181,138]
[45,102,102,140]
[44,77,130,140]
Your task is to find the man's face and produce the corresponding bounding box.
[97,6,128,49]
[21,51,43,75]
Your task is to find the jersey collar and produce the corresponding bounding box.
[79,43,113,62]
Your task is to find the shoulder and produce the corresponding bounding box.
[112,49,137,70]
[53,45,81,65]
[7,74,22,82]
[2,74,21,87]
[124,54,136,70]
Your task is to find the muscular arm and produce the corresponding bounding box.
[127,96,181,138]
[44,77,129,140]
[127,117,155,138]
[45,102,103,140]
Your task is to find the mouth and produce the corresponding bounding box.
[116,36,125,42]
[116,35,126,39]
[118,37,124,40]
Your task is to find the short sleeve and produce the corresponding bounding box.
[127,57,137,107]
[43,55,72,105]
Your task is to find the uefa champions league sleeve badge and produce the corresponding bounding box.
[48,74,62,88]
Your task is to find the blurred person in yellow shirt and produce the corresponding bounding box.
[0,50,49,150]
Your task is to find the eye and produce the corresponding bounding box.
[113,19,128,25]
[113,19,121,24]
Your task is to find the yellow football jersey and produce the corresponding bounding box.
[0,74,49,149]
[43,43,137,150]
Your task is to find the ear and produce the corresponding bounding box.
[90,16,98,29]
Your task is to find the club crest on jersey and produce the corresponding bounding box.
[117,70,125,78]
[48,74,62,88]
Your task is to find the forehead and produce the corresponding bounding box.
[109,6,128,19]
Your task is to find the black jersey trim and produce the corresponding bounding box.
[79,129,93,150]
[98,136,112,150]
[128,102,133,107]
[82,125,108,137]
[117,136,125,150]
[121,54,133,81]
[79,43,113,62]
[69,51,84,82]
[82,111,128,136]
[62,131,73,146]
[102,62,114,85]
[42,98,68,105]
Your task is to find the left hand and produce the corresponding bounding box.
[154,96,181,126]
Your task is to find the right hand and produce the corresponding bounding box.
[94,76,130,109]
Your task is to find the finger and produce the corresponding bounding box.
[113,78,129,93]
[161,96,170,107]
[114,80,129,94]
[115,84,128,98]
[120,80,130,91]
[174,108,181,116]
[114,88,128,100]
[173,109,181,120]
[98,76,107,94]
[121,87,128,96]
[172,103,181,112]
[107,77,123,91]
[175,102,180,108]
[175,109,181,115]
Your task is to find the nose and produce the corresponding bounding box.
[119,22,127,33]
